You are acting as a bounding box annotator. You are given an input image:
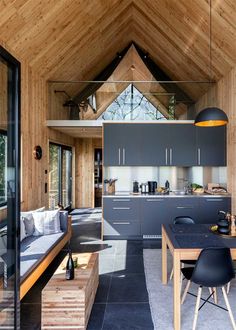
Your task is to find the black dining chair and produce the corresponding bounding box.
[181,247,236,330]
[169,216,196,282]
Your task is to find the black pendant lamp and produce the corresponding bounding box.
[194,107,228,127]
[194,0,228,127]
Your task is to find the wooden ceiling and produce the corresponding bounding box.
[1,0,236,100]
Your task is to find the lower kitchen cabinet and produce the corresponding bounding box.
[102,196,232,238]
[141,198,170,237]
[103,197,141,238]
[198,197,231,223]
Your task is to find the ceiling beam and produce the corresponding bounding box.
[133,42,194,104]
[73,42,133,105]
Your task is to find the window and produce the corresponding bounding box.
[49,143,72,209]
[97,84,171,121]
[0,131,7,206]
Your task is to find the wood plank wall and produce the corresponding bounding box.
[75,138,102,208]
[195,67,236,212]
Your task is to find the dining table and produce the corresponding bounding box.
[162,223,236,330]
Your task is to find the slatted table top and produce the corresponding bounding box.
[42,253,98,292]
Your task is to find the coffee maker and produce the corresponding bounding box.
[148,181,157,194]
[133,181,139,193]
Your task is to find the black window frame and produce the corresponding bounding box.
[49,142,72,209]
[0,129,7,207]
[0,45,21,329]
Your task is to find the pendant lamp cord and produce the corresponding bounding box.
[209,0,212,82]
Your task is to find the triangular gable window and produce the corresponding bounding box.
[97,84,169,121]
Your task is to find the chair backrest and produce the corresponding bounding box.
[191,247,235,287]
[174,216,195,225]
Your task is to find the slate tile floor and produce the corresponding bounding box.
[21,211,161,330]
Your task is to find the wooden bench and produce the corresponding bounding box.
[41,252,99,330]
[20,215,72,300]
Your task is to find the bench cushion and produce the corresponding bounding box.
[20,232,65,281]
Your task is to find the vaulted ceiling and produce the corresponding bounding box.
[1,0,236,101]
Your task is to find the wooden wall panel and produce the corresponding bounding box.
[75,138,102,208]
[195,67,236,213]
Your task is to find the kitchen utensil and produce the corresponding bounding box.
[148,181,157,194]
[133,181,139,193]
[140,183,148,194]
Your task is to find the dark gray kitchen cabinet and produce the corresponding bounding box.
[137,124,168,165]
[103,197,140,221]
[141,198,171,236]
[169,197,199,222]
[103,124,123,166]
[168,124,197,166]
[103,123,226,167]
[103,197,141,237]
[198,197,231,223]
[196,126,226,166]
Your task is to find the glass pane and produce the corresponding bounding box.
[49,144,60,209]
[62,149,72,208]
[0,133,7,205]
[0,52,19,329]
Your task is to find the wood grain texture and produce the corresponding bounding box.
[1,1,236,101]
[75,138,102,208]
[20,215,72,300]
[195,66,236,213]
[41,253,99,330]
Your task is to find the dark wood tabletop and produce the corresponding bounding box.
[163,224,236,249]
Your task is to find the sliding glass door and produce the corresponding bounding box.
[0,47,21,329]
[49,143,72,209]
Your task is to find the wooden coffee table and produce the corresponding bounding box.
[42,253,99,330]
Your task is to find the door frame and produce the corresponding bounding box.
[49,142,73,209]
[0,45,21,329]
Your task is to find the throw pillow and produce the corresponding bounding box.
[43,210,61,235]
[32,212,45,236]
[20,217,26,241]
[32,210,61,236]
[21,207,45,237]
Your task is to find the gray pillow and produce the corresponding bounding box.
[21,207,45,237]
[21,213,35,237]
[32,210,61,236]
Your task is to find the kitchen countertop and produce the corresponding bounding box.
[103,191,231,198]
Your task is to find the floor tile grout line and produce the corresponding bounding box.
[100,258,114,330]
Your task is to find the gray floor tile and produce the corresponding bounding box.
[108,273,149,303]
[102,303,154,330]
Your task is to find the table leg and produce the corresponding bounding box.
[173,251,181,330]
[162,229,168,285]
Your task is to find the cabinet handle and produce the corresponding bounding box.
[198,148,201,165]
[206,199,223,202]
[176,206,194,209]
[113,207,131,210]
[146,199,164,202]
[170,148,172,165]
[113,222,130,225]
[123,148,125,165]
[112,199,131,202]
[165,148,168,165]
[118,148,121,165]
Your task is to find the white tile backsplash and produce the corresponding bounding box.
[104,166,227,191]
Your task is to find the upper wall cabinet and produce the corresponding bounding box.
[103,123,226,166]
[196,126,226,166]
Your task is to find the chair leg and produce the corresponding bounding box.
[213,287,218,304]
[181,280,191,304]
[227,281,231,294]
[169,267,174,281]
[192,286,202,330]
[222,286,236,330]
